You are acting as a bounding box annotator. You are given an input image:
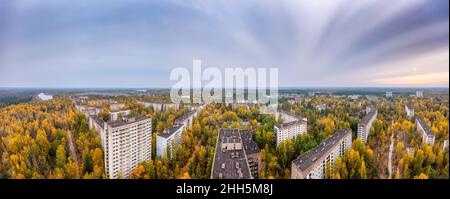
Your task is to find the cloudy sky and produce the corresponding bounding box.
[0,0,448,88]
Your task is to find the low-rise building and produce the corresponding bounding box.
[358,108,377,143]
[291,128,352,179]
[416,117,435,146]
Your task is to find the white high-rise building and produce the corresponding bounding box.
[174,110,198,132]
[274,111,307,146]
[291,128,352,179]
[109,110,131,122]
[416,90,423,98]
[90,116,152,179]
[156,124,184,158]
[416,117,435,146]
[358,109,377,143]
[405,104,414,120]
[386,91,393,98]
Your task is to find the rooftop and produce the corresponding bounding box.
[108,115,150,128]
[158,124,184,138]
[174,110,197,124]
[240,130,260,155]
[275,119,306,129]
[292,128,352,171]
[360,109,377,125]
[91,115,105,128]
[212,129,252,179]
[416,117,434,136]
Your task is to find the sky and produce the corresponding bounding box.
[0,0,448,88]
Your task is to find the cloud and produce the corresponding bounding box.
[0,0,448,87]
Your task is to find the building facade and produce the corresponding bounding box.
[416,90,423,98]
[405,104,414,120]
[240,130,261,179]
[156,124,184,158]
[358,109,377,143]
[110,110,131,122]
[174,110,197,131]
[386,91,393,97]
[416,117,435,146]
[90,116,152,179]
[274,111,307,146]
[291,128,352,179]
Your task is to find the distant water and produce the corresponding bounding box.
[38,93,53,100]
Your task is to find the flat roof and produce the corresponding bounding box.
[360,109,377,125]
[240,130,260,155]
[416,117,434,136]
[108,115,150,128]
[91,115,105,128]
[158,124,184,138]
[110,109,130,114]
[292,128,351,171]
[174,110,197,124]
[212,129,252,179]
[275,119,306,129]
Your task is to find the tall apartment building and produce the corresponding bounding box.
[405,104,414,120]
[240,130,261,179]
[416,90,423,98]
[358,109,377,143]
[139,101,179,111]
[416,117,435,146]
[211,129,260,179]
[174,110,198,131]
[274,111,307,146]
[386,91,393,98]
[90,115,152,179]
[291,128,352,179]
[156,124,184,158]
[109,109,131,122]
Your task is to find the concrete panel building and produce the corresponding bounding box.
[174,110,198,131]
[416,117,435,146]
[358,108,377,143]
[405,104,414,120]
[156,124,184,158]
[274,111,307,146]
[240,130,261,179]
[90,115,152,179]
[291,128,352,179]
